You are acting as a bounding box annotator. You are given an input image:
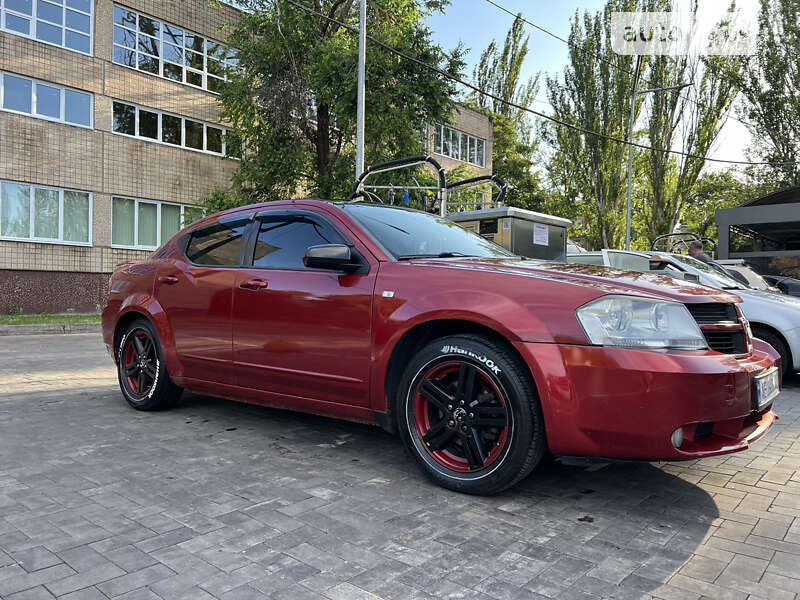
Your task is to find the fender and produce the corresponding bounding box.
[370,308,525,414]
[116,295,186,385]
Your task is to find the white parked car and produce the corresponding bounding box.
[716,260,783,294]
[567,250,800,377]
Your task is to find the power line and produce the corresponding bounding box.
[281,0,791,166]
[481,0,759,131]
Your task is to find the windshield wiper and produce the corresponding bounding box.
[397,252,479,260]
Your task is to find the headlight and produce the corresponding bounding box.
[576,296,707,350]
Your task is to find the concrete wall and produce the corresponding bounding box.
[0,269,110,314]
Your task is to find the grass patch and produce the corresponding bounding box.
[0,313,101,326]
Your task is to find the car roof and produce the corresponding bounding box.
[212,198,334,219]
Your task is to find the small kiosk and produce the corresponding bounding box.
[448,207,573,262]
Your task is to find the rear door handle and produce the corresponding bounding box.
[239,279,268,290]
[158,275,179,285]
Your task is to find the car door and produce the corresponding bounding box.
[232,209,377,406]
[156,215,250,384]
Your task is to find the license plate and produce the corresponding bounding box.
[755,367,780,410]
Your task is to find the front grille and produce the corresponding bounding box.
[685,303,748,355]
[703,331,747,354]
[685,303,738,323]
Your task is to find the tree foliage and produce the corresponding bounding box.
[640,52,742,246]
[215,0,464,207]
[733,0,800,188]
[542,0,747,249]
[544,0,643,249]
[468,15,543,211]
[678,170,753,240]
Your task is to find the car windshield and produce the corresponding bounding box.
[731,266,771,290]
[340,204,516,260]
[669,254,746,289]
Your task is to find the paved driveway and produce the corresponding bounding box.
[1,333,799,600]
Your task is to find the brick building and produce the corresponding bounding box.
[426,104,493,177]
[0,0,493,314]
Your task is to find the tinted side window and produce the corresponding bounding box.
[253,214,345,270]
[185,218,249,266]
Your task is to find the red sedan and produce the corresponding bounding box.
[102,200,780,495]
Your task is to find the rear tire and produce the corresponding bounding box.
[396,334,546,495]
[753,327,792,378]
[117,318,182,410]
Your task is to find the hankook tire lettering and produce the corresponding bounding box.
[440,345,501,374]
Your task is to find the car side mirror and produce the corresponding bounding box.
[683,272,700,283]
[303,244,364,273]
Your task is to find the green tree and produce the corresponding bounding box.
[640,51,743,246]
[734,0,800,188]
[215,0,464,207]
[468,15,542,210]
[544,0,643,249]
[678,170,753,240]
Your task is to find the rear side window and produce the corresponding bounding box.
[568,254,604,266]
[253,213,345,270]
[185,218,249,266]
[605,251,650,272]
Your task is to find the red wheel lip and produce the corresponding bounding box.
[122,330,155,398]
[413,361,510,473]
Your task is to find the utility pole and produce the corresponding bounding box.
[355,0,367,179]
[624,56,642,252]
[625,64,691,250]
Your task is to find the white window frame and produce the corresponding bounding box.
[111,99,232,157]
[432,123,486,168]
[111,196,203,250]
[0,71,93,129]
[0,0,94,56]
[0,180,93,246]
[111,4,237,94]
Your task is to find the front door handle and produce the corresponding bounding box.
[158,275,179,285]
[239,279,268,290]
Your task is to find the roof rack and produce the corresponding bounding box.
[348,156,507,216]
[651,232,718,256]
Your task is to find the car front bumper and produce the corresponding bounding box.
[513,338,779,460]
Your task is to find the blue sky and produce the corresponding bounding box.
[426,0,751,169]
[427,0,606,103]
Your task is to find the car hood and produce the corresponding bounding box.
[412,257,740,304]
[738,288,800,308]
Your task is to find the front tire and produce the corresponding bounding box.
[117,319,182,410]
[753,327,792,378]
[396,335,546,495]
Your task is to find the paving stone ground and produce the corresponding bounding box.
[1,333,799,600]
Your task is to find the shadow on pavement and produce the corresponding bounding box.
[170,392,717,597]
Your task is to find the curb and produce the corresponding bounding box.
[0,323,101,336]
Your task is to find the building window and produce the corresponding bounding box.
[0,0,92,54]
[111,196,203,249]
[112,100,234,157]
[432,124,486,168]
[112,5,238,93]
[0,180,92,245]
[1,72,92,127]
